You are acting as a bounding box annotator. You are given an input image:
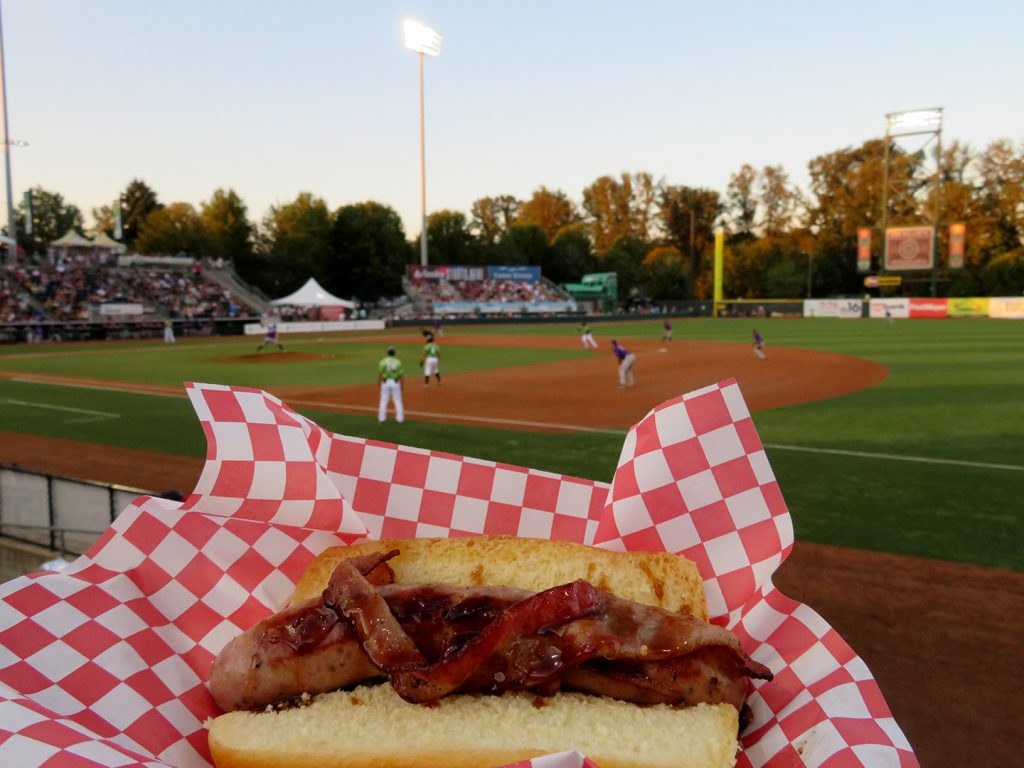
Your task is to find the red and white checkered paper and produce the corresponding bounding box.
[0,380,917,768]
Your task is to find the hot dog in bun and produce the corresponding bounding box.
[206,536,771,768]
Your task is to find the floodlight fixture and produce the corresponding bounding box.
[885,108,942,135]
[404,19,442,57]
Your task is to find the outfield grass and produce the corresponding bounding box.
[1,317,1021,571]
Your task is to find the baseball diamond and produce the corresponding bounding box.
[0,317,1022,768]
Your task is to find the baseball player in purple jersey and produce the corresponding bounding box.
[257,322,284,352]
[752,328,765,359]
[610,339,636,387]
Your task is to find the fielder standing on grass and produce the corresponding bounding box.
[610,339,636,387]
[420,333,442,387]
[378,347,405,423]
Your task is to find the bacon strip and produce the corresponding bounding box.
[323,551,425,668]
[210,552,773,712]
[388,580,601,702]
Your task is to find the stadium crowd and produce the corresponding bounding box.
[0,261,256,323]
[412,278,567,305]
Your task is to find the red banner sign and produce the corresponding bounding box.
[885,226,934,271]
[949,223,965,269]
[857,228,872,273]
[909,298,948,318]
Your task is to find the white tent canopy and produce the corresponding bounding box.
[270,277,355,308]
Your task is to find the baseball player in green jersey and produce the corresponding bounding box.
[377,347,405,422]
[420,333,442,387]
[579,321,598,349]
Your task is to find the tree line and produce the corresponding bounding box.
[11,136,1024,303]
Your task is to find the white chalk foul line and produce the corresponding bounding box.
[763,443,1024,472]
[2,399,121,424]
[286,398,627,435]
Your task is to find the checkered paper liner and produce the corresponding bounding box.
[0,380,917,768]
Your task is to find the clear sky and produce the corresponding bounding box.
[2,0,1020,237]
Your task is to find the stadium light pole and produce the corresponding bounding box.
[0,1,18,266]
[404,19,442,267]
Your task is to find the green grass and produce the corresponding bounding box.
[0,337,588,387]
[1,317,1021,571]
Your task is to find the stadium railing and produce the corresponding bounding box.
[0,466,147,557]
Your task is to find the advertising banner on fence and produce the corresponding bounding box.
[857,228,872,272]
[885,226,935,271]
[947,297,989,317]
[803,298,863,318]
[989,297,1024,319]
[99,303,144,316]
[869,298,910,318]
[488,265,541,283]
[909,298,948,319]
[949,223,966,269]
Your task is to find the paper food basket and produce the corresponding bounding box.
[0,380,917,767]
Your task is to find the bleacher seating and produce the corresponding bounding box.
[408,275,569,307]
[0,260,259,325]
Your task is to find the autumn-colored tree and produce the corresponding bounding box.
[759,165,802,236]
[517,187,579,242]
[582,172,658,253]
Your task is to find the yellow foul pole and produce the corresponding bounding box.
[713,228,724,317]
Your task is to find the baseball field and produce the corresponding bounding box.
[0,316,1022,766]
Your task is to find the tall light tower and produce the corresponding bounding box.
[403,19,442,267]
[0,1,17,265]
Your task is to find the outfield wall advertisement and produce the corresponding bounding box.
[989,297,1024,319]
[803,299,863,318]
[947,297,989,317]
[869,298,910,318]
[909,298,948,319]
[243,320,386,335]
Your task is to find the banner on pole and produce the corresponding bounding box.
[856,228,872,273]
[23,189,32,235]
[949,223,965,269]
[884,226,934,271]
[113,198,123,241]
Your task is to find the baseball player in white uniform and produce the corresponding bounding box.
[378,347,405,422]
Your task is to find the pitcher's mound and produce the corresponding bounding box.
[226,351,328,364]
